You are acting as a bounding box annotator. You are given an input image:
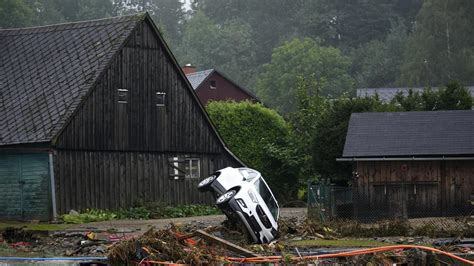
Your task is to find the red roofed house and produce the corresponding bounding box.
[184,66,260,106]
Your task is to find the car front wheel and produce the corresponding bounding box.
[197,174,217,192]
[216,189,237,206]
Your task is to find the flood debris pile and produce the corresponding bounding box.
[0,228,116,257]
[107,226,244,264]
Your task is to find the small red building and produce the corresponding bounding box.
[185,68,260,106]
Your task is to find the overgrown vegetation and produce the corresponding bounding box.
[302,218,474,238]
[0,222,71,231]
[206,101,300,201]
[61,204,221,224]
[207,82,472,202]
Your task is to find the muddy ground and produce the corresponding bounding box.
[1,208,473,265]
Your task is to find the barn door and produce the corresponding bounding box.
[0,153,51,220]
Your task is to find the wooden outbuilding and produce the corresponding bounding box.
[185,69,260,106]
[339,110,474,218]
[0,14,242,220]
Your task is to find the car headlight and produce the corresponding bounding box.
[248,191,258,203]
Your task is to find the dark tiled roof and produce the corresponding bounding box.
[342,110,474,157]
[0,14,144,145]
[186,69,214,90]
[357,86,474,102]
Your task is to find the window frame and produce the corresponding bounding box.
[184,158,201,179]
[117,89,128,104]
[210,80,217,90]
[156,92,166,106]
[168,157,201,180]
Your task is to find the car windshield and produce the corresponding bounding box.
[254,178,279,220]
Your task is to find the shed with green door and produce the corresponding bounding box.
[0,14,242,220]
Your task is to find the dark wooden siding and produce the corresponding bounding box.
[54,150,236,213]
[55,20,227,154]
[52,19,241,213]
[195,72,258,106]
[356,160,474,216]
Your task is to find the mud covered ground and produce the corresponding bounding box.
[1,209,474,265]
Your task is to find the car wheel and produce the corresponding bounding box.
[197,174,217,192]
[216,189,237,206]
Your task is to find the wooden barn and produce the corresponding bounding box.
[0,14,242,220]
[338,110,474,218]
[184,68,260,106]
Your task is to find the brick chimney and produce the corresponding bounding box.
[182,64,196,75]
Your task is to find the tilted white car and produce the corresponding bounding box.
[197,167,279,243]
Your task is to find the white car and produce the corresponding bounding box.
[197,167,280,243]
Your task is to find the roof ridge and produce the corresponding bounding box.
[0,13,146,32]
[185,69,214,76]
[354,110,474,115]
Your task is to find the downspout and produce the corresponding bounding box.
[49,151,58,220]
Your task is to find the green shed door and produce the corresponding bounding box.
[0,153,51,220]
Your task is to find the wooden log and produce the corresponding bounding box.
[194,230,259,258]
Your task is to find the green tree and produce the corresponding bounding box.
[391,82,473,111]
[400,0,474,86]
[195,0,302,65]
[297,0,399,49]
[350,21,409,88]
[58,0,114,22]
[114,0,184,44]
[177,11,257,88]
[206,101,299,200]
[256,38,353,114]
[28,0,64,26]
[312,96,392,182]
[0,0,33,28]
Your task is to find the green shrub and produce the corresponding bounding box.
[61,209,118,224]
[206,101,299,200]
[60,204,221,224]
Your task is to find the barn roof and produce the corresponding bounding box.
[342,110,474,158]
[357,86,474,102]
[0,14,144,145]
[185,69,260,101]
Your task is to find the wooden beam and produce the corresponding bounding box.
[194,230,259,258]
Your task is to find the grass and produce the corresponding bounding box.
[0,221,71,231]
[290,239,391,247]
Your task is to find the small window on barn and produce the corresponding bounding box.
[168,157,201,180]
[184,158,200,179]
[210,80,217,89]
[156,92,166,106]
[117,89,128,104]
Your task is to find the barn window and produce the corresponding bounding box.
[210,80,217,89]
[168,157,200,179]
[156,92,166,106]
[117,89,128,104]
[184,158,200,179]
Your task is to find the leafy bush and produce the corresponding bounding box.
[206,101,296,199]
[60,204,221,224]
[61,209,118,224]
[206,101,289,172]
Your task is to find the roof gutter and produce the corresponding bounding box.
[336,156,474,162]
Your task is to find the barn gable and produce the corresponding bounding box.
[0,14,242,218]
[54,16,233,155]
